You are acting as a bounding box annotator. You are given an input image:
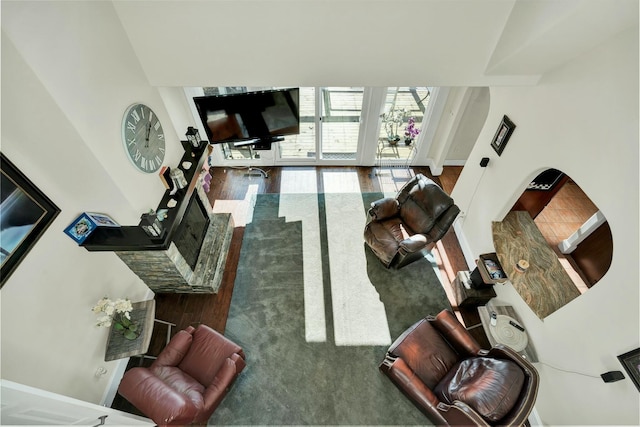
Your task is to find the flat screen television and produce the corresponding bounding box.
[193,88,299,149]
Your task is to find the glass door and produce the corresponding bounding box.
[277,87,317,160]
[318,87,363,160]
[277,87,364,162]
[376,87,431,167]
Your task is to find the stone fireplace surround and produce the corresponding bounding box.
[82,144,233,293]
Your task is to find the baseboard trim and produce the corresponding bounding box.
[453,218,476,270]
[529,406,544,426]
[100,359,129,407]
[443,159,466,166]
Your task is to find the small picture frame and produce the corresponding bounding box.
[64,212,119,244]
[618,348,640,392]
[85,212,120,228]
[491,115,516,156]
[64,213,97,244]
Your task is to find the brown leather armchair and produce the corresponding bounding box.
[117,324,245,426]
[380,310,538,426]
[364,174,460,268]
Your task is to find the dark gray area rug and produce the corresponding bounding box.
[210,193,451,425]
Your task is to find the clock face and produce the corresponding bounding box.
[121,103,165,173]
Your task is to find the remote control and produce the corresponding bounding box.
[509,320,525,332]
[490,312,497,326]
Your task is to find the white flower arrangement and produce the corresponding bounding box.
[92,297,138,339]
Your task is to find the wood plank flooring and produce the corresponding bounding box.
[111,165,490,415]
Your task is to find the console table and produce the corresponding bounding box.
[492,211,580,319]
[104,299,175,361]
[105,300,156,361]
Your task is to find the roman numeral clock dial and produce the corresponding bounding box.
[121,103,166,173]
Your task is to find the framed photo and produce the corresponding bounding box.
[85,212,120,228]
[618,348,640,392]
[491,115,516,156]
[64,213,97,244]
[1,153,61,288]
[64,212,120,244]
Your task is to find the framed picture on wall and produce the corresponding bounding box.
[491,115,516,156]
[618,348,640,392]
[1,153,61,288]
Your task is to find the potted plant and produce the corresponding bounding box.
[404,116,420,145]
[380,108,408,145]
[92,297,139,340]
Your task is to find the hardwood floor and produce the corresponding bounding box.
[111,165,490,415]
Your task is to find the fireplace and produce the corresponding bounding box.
[114,187,234,294]
[82,145,234,293]
[173,192,210,270]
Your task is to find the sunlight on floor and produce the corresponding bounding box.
[278,193,326,343]
[374,168,416,195]
[558,257,589,294]
[322,170,360,193]
[280,168,318,193]
[211,183,259,227]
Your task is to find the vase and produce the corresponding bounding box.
[404,138,413,146]
[388,137,400,146]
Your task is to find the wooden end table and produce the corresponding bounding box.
[452,271,497,308]
[104,299,162,362]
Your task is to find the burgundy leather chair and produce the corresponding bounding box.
[364,174,460,268]
[380,310,538,426]
[118,324,245,425]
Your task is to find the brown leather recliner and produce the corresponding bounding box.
[380,310,539,426]
[364,174,460,268]
[117,324,245,426]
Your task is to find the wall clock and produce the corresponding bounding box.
[121,103,166,173]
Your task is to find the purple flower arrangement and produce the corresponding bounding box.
[404,117,420,141]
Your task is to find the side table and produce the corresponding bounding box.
[478,304,538,362]
[104,299,174,361]
[452,271,497,308]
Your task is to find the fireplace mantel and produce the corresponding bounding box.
[82,143,234,294]
[82,144,208,251]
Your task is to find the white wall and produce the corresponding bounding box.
[1,1,184,218]
[445,87,490,163]
[0,2,182,404]
[452,27,639,425]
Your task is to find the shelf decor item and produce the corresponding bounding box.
[185,126,202,149]
[1,153,61,287]
[140,211,166,240]
[491,115,516,156]
[64,212,119,245]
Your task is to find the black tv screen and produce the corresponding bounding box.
[193,88,299,144]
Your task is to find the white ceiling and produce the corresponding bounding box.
[113,0,638,87]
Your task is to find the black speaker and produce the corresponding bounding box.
[601,371,625,383]
[480,157,490,167]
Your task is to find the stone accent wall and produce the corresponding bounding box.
[117,212,234,293]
